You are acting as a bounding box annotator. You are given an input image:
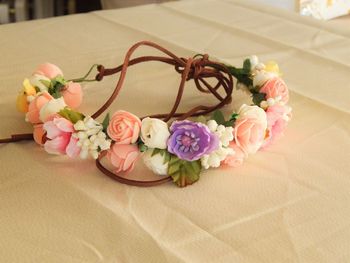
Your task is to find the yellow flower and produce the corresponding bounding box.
[16,79,37,113]
[265,61,281,76]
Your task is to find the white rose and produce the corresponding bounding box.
[141,117,170,149]
[253,70,276,87]
[39,97,66,122]
[29,74,50,92]
[237,104,267,130]
[142,149,168,176]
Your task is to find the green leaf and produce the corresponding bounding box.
[163,151,171,164]
[149,148,171,165]
[52,85,64,99]
[226,65,253,89]
[151,148,161,157]
[195,115,207,124]
[58,107,84,124]
[102,113,110,132]
[48,76,68,98]
[224,119,235,127]
[167,155,201,187]
[139,143,148,152]
[53,76,67,86]
[243,58,251,74]
[252,92,266,106]
[229,113,239,121]
[212,110,226,125]
[40,79,51,88]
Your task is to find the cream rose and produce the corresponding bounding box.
[142,149,168,176]
[140,117,170,149]
[39,97,66,122]
[237,104,267,130]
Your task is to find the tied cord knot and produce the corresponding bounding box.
[95,65,105,81]
[175,54,210,81]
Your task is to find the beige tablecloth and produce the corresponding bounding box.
[1,1,350,262]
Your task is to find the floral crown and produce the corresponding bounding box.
[2,41,291,187]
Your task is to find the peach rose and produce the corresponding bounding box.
[61,82,83,109]
[222,142,246,168]
[234,117,266,155]
[263,104,292,148]
[107,144,140,174]
[34,63,63,79]
[107,110,141,144]
[33,124,46,145]
[26,92,53,124]
[259,77,289,104]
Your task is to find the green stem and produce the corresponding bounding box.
[68,64,99,83]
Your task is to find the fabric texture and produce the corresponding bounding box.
[0,0,350,262]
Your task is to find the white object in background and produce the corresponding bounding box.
[15,0,28,21]
[300,0,350,19]
[0,3,9,24]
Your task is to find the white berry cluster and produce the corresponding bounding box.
[201,120,235,169]
[72,116,111,159]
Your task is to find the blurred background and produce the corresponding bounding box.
[0,0,349,24]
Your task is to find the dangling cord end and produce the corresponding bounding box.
[0,133,34,144]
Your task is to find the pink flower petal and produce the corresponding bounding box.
[66,137,81,158]
[43,121,61,139]
[44,134,70,155]
[53,117,74,133]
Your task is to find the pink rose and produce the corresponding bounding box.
[107,110,141,144]
[26,92,53,124]
[61,82,83,109]
[34,63,63,79]
[259,77,289,104]
[43,117,80,157]
[263,104,291,148]
[234,117,266,155]
[107,144,140,174]
[33,124,46,145]
[222,142,246,167]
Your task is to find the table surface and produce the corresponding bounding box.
[1,0,350,262]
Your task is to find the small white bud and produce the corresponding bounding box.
[206,120,218,132]
[91,151,99,160]
[83,139,90,147]
[260,101,268,109]
[97,131,106,139]
[77,131,87,139]
[89,135,97,142]
[79,149,89,159]
[267,98,275,106]
[74,120,86,131]
[255,62,265,70]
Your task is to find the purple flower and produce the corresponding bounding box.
[167,120,219,161]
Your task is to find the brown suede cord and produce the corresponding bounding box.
[1,41,234,187]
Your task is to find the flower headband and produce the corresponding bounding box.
[1,41,291,187]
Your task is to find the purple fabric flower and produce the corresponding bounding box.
[167,120,219,161]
